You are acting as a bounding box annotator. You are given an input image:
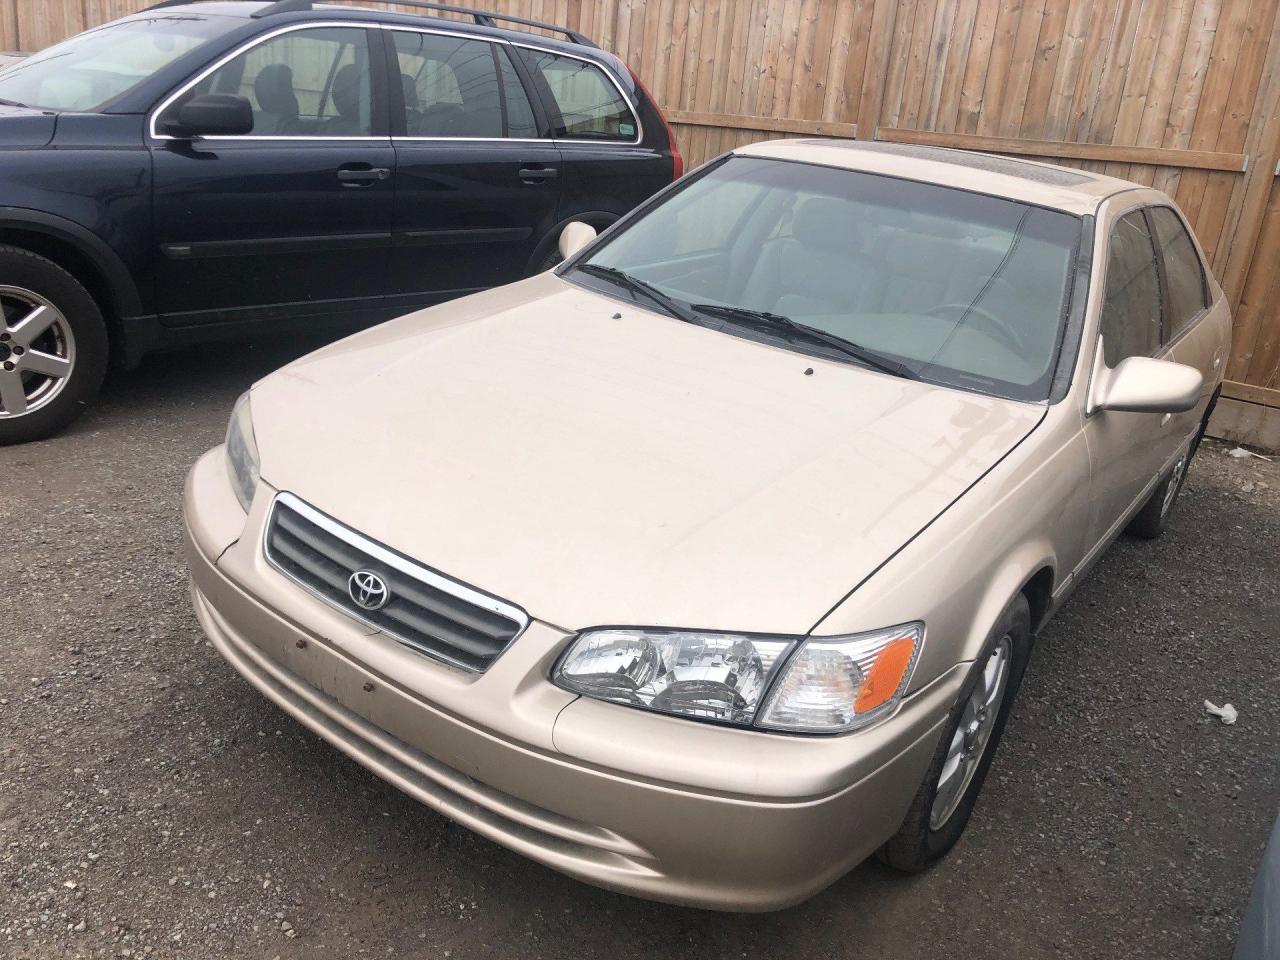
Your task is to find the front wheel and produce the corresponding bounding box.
[879,594,1032,872]
[0,246,108,445]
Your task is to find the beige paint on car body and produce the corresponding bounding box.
[183,140,1230,910]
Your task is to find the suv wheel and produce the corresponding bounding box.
[879,594,1032,872]
[0,246,108,445]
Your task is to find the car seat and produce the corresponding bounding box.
[252,64,299,135]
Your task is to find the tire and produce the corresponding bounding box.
[1125,445,1191,540]
[0,245,108,445]
[879,594,1032,873]
[1127,391,1217,540]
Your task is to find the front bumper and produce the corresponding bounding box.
[184,448,964,911]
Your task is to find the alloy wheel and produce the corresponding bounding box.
[929,636,1012,831]
[0,285,76,419]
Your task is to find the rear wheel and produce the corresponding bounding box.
[0,246,108,445]
[1127,392,1217,540]
[879,594,1032,872]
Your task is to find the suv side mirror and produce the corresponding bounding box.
[1093,355,1203,414]
[162,94,254,138]
[558,221,597,261]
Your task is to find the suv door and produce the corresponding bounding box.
[1083,207,1188,547]
[384,29,562,304]
[515,47,670,221]
[150,24,395,327]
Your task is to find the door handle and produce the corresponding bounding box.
[337,166,390,187]
[518,166,559,183]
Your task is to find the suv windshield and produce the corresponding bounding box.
[0,14,236,112]
[575,156,1082,400]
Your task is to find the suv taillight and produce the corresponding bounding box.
[626,65,683,180]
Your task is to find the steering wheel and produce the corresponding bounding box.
[925,302,1026,355]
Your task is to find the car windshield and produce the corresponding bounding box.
[0,15,236,112]
[575,155,1083,400]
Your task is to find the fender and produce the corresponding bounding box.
[0,206,144,318]
[960,546,1058,665]
[525,210,621,275]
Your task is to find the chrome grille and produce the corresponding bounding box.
[264,493,528,672]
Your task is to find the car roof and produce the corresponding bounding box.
[734,139,1141,215]
[136,1,599,54]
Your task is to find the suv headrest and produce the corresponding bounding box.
[253,64,298,118]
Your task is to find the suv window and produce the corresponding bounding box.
[1100,211,1162,367]
[391,32,536,138]
[1149,206,1208,341]
[519,50,637,141]
[175,27,374,136]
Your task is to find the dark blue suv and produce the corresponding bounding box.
[0,0,681,442]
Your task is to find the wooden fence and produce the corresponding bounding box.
[4,0,1280,444]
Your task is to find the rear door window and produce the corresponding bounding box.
[1100,211,1162,367]
[518,49,637,141]
[1148,206,1209,342]
[391,32,536,138]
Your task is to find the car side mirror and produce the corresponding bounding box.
[1093,355,1203,414]
[162,94,254,138]
[558,221,597,261]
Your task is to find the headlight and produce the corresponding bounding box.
[553,623,921,734]
[225,390,260,512]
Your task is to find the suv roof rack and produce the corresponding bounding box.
[245,0,596,46]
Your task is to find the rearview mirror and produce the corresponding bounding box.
[163,94,254,138]
[1093,355,1203,414]
[558,221,597,261]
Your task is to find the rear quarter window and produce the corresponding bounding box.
[519,49,637,141]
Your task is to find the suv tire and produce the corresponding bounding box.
[0,245,108,445]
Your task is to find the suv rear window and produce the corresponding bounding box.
[518,50,637,141]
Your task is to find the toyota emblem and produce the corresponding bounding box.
[348,569,390,611]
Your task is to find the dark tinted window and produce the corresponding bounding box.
[1149,206,1208,340]
[393,32,535,138]
[1101,211,1162,366]
[520,50,637,141]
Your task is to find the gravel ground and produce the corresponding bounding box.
[1,335,1277,960]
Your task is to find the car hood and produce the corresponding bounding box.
[0,105,56,147]
[251,274,1045,634]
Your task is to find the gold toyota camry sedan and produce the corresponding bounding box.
[183,140,1230,911]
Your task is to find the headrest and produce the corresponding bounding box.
[253,64,298,117]
[331,64,363,117]
[401,73,419,111]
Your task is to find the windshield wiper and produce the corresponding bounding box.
[0,98,29,108]
[689,303,918,380]
[575,263,701,326]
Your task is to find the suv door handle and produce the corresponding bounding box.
[337,165,390,187]
[518,166,559,183]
